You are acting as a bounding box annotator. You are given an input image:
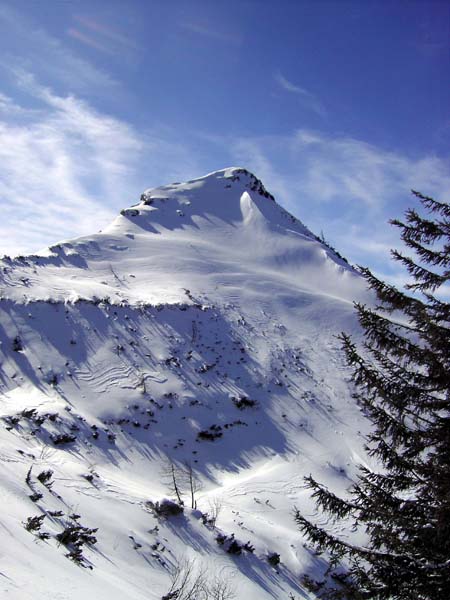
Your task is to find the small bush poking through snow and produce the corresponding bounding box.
[56,524,97,546]
[56,522,98,567]
[197,425,223,441]
[267,552,280,567]
[51,433,76,445]
[12,335,23,352]
[147,499,184,518]
[48,373,58,386]
[227,539,242,555]
[231,395,257,410]
[24,514,45,532]
[215,533,254,556]
[29,491,43,502]
[37,469,53,487]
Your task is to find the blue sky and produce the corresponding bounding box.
[0,0,449,286]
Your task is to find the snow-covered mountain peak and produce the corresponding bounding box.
[0,167,366,307]
[139,167,275,205]
[114,166,283,234]
[0,167,373,599]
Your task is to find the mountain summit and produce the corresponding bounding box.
[1,167,363,306]
[0,168,370,600]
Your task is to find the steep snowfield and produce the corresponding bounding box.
[0,168,371,599]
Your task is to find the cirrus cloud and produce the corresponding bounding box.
[224,128,450,287]
[0,74,209,257]
[0,76,143,256]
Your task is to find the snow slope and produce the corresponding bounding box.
[0,168,371,599]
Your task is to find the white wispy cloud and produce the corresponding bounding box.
[73,15,137,49]
[0,4,118,92]
[67,28,115,55]
[290,129,450,210]
[0,5,204,258]
[0,76,144,256]
[0,73,210,257]
[68,15,139,56]
[0,92,38,116]
[275,72,326,117]
[180,21,242,45]
[222,129,450,284]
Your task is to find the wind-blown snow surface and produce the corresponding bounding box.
[1,168,371,599]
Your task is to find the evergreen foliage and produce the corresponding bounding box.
[295,191,450,599]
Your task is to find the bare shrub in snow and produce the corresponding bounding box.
[161,460,203,509]
[208,575,236,600]
[203,496,223,528]
[181,462,203,509]
[162,559,235,600]
[161,458,185,505]
[162,558,205,600]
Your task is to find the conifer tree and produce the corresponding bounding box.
[295,191,450,600]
